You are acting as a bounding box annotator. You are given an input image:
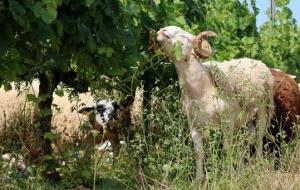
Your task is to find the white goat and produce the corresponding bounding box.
[157,26,274,180]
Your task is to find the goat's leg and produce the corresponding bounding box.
[191,128,204,181]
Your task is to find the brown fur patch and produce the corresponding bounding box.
[271,69,300,141]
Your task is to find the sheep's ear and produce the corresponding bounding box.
[78,107,94,115]
[192,31,216,59]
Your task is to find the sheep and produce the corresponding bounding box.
[265,69,300,159]
[157,26,274,180]
[77,87,144,160]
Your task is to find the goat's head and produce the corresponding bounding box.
[78,99,119,130]
[157,26,216,62]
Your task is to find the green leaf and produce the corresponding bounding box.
[46,1,57,10]
[122,30,136,46]
[275,0,290,7]
[33,2,43,18]
[3,83,12,91]
[108,67,127,76]
[56,21,64,36]
[40,108,52,116]
[176,16,186,26]
[87,38,96,51]
[281,7,292,19]
[9,0,27,26]
[78,23,90,42]
[172,41,184,61]
[41,8,57,24]
[85,0,94,7]
[98,47,114,57]
[44,132,60,140]
[128,2,140,16]
[43,155,53,160]
[81,169,90,178]
[0,23,13,56]
[54,89,64,97]
[27,94,39,103]
[154,0,161,5]
[44,132,54,140]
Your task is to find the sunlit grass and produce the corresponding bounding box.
[1,83,300,189]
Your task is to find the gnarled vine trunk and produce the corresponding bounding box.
[37,72,60,180]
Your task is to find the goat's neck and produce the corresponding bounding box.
[174,57,215,100]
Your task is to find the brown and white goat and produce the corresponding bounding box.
[78,88,143,160]
[78,98,133,159]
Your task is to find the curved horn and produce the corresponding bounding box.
[192,31,217,59]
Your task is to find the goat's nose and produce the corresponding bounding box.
[156,30,165,42]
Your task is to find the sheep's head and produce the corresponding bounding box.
[78,99,119,130]
[157,26,216,62]
[157,26,194,62]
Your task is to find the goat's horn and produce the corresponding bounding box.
[193,31,217,59]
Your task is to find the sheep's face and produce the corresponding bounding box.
[157,26,194,63]
[157,26,217,62]
[78,99,119,129]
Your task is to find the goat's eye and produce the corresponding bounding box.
[162,33,169,39]
[96,105,106,113]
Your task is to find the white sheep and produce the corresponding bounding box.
[157,26,274,180]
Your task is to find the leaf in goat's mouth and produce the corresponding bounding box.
[172,41,184,61]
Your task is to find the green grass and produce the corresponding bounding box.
[1,83,300,189]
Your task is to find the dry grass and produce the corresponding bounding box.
[1,83,300,190]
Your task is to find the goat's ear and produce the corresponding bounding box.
[78,107,94,115]
[192,31,216,59]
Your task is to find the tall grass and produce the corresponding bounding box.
[1,82,300,189]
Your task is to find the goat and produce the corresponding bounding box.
[157,26,274,180]
[78,87,143,160]
[78,98,132,159]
